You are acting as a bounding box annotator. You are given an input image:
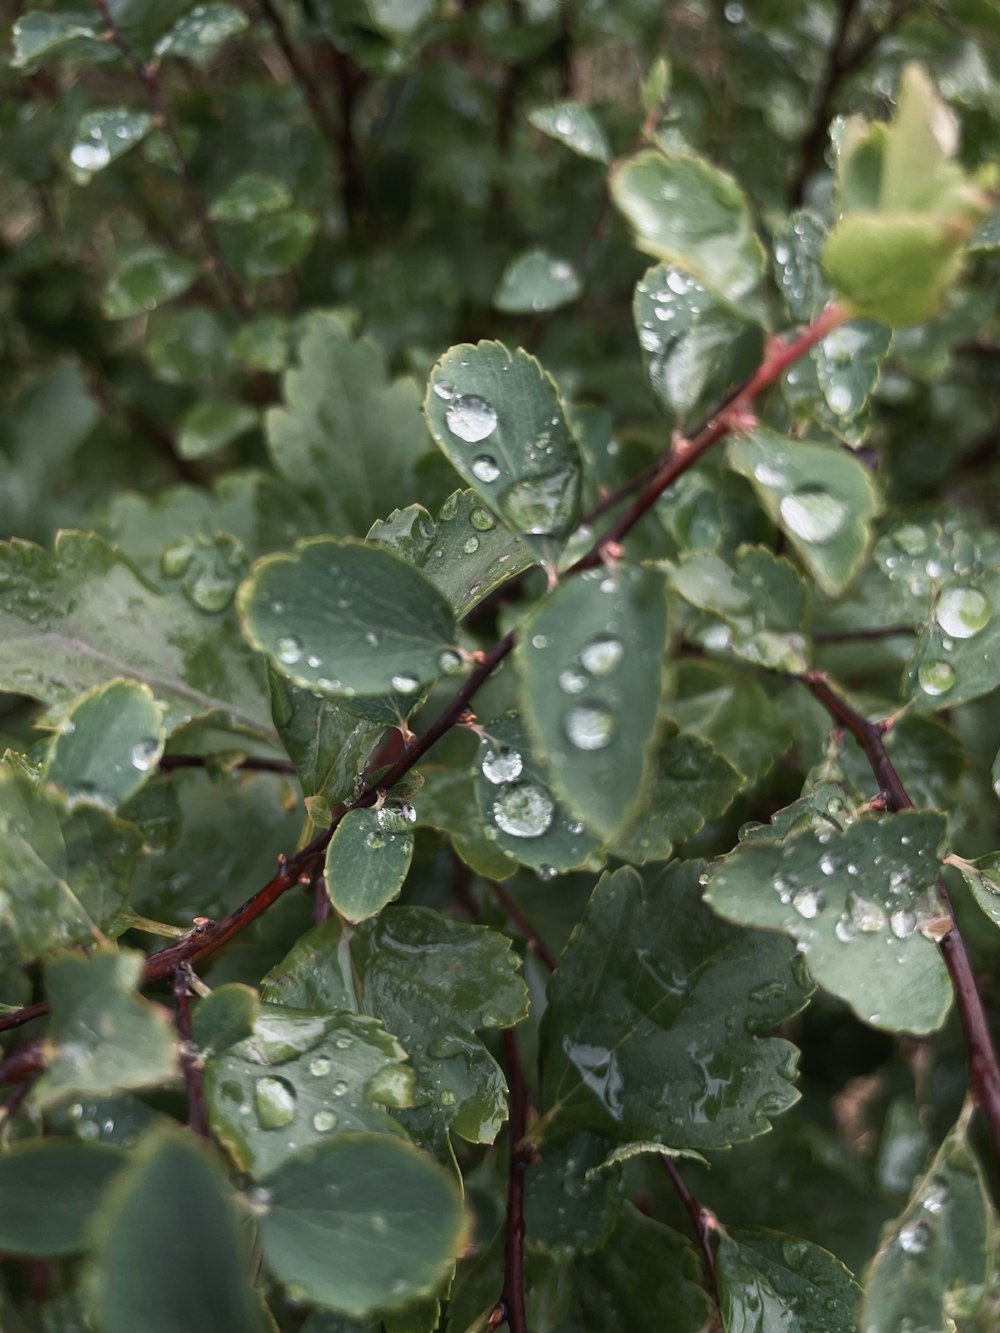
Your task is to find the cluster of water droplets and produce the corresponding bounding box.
[634,267,721,415]
[538,607,625,755]
[480,738,554,840]
[159,532,246,613]
[896,1176,949,1259]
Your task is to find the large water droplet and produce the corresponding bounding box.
[463,536,480,554]
[835,915,857,943]
[481,747,524,784]
[492,783,554,838]
[438,649,463,675]
[277,635,303,665]
[935,585,991,639]
[130,738,160,772]
[391,673,420,694]
[446,395,497,443]
[779,487,848,544]
[309,1056,332,1076]
[579,635,623,678]
[889,909,917,939]
[376,801,416,832]
[470,507,496,532]
[472,455,500,483]
[918,659,956,697]
[255,1076,296,1129]
[792,887,825,919]
[313,1109,338,1132]
[565,705,614,751]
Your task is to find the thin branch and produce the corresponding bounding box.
[488,1029,530,1333]
[159,754,297,775]
[661,1154,718,1298]
[788,0,861,206]
[255,0,343,159]
[800,669,1000,1158]
[813,625,914,643]
[172,964,209,1137]
[0,1040,46,1086]
[488,882,558,973]
[91,0,250,315]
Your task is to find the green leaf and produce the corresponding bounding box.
[11,12,102,68]
[33,950,178,1107]
[424,342,583,567]
[669,545,809,672]
[101,246,199,320]
[205,1004,413,1177]
[42,680,165,811]
[861,1105,999,1332]
[325,807,414,923]
[153,4,249,63]
[473,712,602,872]
[0,531,272,735]
[673,661,793,787]
[0,761,141,972]
[232,315,290,372]
[413,764,519,882]
[192,982,260,1056]
[259,1134,469,1318]
[705,809,952,1033]
[225,211,318,280]
[610,148,765,302]
[262,920,356,1013]
[238,536,457,700]
[145,307,232,386]
[368,490,533,619]
[949,852,1000,931]
[813,321,892,423]
[904,569,1000,711]
[364,0,435,40]
[0,1141,126,1257]
[178,400,258,460]
[67,109,154,184]
[535,863,810,1153]
[613,722,743,864]
[267,664,379,804]
[715,1228,861,1333]
[517,565,668,840]
[266,312,426,536]
[524,1132,624,1260]
[494,248,582,313]
[210,172,293,223]
[728,428,880,596]
[633,262,761,430]
[85,1126,263,1333]
[528,101,611,162]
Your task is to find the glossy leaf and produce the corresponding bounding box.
[259,1134,469,1318]
[524,1132,624,1260]
[414,764,519,881]
[367,489,533,619]
[178,400,258,460]
[225,211,318,280]
[425,342,583,567]
[266,311,426,536]
[33,950,177,1107]
[67,108,154,184]
[267,664,379,804]
[494,248,582,313]
[205,1004,412,1177]
[43,680,165,811]
[611,147,765,302]
[528,101,611,162]
[85,1126,263,1333]
[673,661,793,787]
[861,1104,999,1332]
[536,863,811,1154]
[238,536,457,699]
[517,565,668,840]
[705,809,952,1033]
[949,851,1000,932]
[473,712,602,872]
[903,569,1000,711]
[814,320,892,423]
[715,1228,860,1333]
[325,807,414,922]
[0,1141,126,1257]
[101,246,199,320]
[153,3,249,62]
[11,12,101,67]
[728,428,880,596]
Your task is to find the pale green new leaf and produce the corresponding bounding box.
[528,102,611,162]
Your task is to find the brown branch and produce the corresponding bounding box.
[489,882,558,973]
[91,0,250,316]
[172,964,209,1137]
[0,1040,46,1086]
[800,669,1000,1158]
[661,1154,718,1298]
[487,1029,530,1333]
[159,754,297,775]
[788,0,860,206]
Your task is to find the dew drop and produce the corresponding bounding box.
[579,635,624,678]
[306,654,322,669]
[558,668,588,695]
[366,831,385,850]
[922,1181,948,1213]
[481,747,524,784]
[130,738,160,772]
[432,379,455,401]
[792,887,825,919]
[313,1109,338,1132]
[332,1079,348,1097]
[438,649,463,675]
[376,801,416,832]
[917,659,956,697]
[565,704,614,751]
[492,783,554,838]
[309,1056,331,1076]
[463,536,480,554]
[848,892,887,934]
[446,394,497,443]
[472,455,500,483]
[819,852,840,876]
[255,1076,296,1129]
[335,1036,353,1050]
[391,674,420,694]
[890,909,917,939]
[898,1218,932,1255]
[935,585,991,639]
[277,635,303,665]
[470,507,496,531]
[364,630,382,647]
[779,487,848,544]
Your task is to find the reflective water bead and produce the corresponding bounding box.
[898,1219,932,1255]
[463,536,480,554]
[481,746,524,784]
[446,394,497,443]
[438,649,463,675]
[391,673,420,694]
[890,909,917,939]
[312,1109,338,1132]
[492,783,554,838]
[779,487,848,544]
[917,659,956,697]
[470,507,495,531]
[432,379,455,400]
[792,887,825,919]
[254,1076,296,1129]
[579,635,624,677]
[309,1056,331,1076]
[564,704,614,751]
[935,585,991,639]
[848,892,887,933]
[130,738,160,772]
[277,635,303,665]
[472,455,500,483]
[558,667,588,695]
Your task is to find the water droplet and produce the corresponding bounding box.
[335,1036,353,1050]
[579,635,623,677]
[779,487,848,544]
[432,379,455,401]
[935,585,991,639]
[438,649,463,674]
[502,471,576,536]
[558,668,588,695]
[898,1218,932,1254]
[255,1076,296,1129]
[306,654,322,669]
[493,783,554,838]
[889,909,917,939]
[917,659,956,697]
[888,867,912,894]
[472,455,500,483]
[446,394,497,443]
[463,536,480,554]
[531,634,548,649]
[835,915,857,943]
[481,747,524,784]
[376,801,416,832]
[332,1079,348,1097]
[391,673,420,694]
[893,524,927,556]
[848,892,887,933]
[364,630,382,647]
[565,704,614,751]
[160,540,195,578]
[310,1056,331,1076]
[792,887,825,919]
[922,1181,948,1213]
[470,507,495,531]
[754,462,786,488]
[277,635,303,665]
[366,831,386,849]
[819,852,840,876]
[130,738,160,772]
[724,0,744,20]
[313,1109,338,1132]
[536,863,557,881]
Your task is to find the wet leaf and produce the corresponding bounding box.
[204,1004,412,1176]
[414,764,519,881]
[0,1141,126,1257]
[259,1134,469,1318]
[266,664,379,804]
[67,108,153,184]
[524,1132,624,1260]
[904,569,1000,712]
[517,565,668,840]
[153,3,249,63]
[238,536,458,700]
[494,248,582,313]
[673,661,793,787]
[536,863,811,1154]
[43,680,165,811]
[715,1227,860,1333]
[728,428,880,596]
[178,400,258,460]
[705,809,952,1033]
[425,342,583,567]
[224,211,317,280]
[325,807,414,922]
[528,101,611,162]
[101,246,199,320]
[12,12,101,68]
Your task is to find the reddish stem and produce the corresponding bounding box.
[172,964,209,1137]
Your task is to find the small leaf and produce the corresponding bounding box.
[192,982,259,1056]
[813,320,892,422]
[12,12,101,68]
[904,569,1000,711]
[101,246,199,320]
[673,661,793,787]
[728,427,880,596]
[266,664,379,804]
[232,315,290,372]
[517,565,668,840]
[34,950,178,1107]
[153,4,249,63]
[536,863,811,1154]
[43,680,165,811]
[325,807,414,923]
[0,1141,126,1257]
[85,1126,263,1333]
[494,248,582,313]
[528,101,611,163]
[949,852,1000,931]
[178,400,259,460]
[611,147,765,302]
[210,172,293,223]
[424,342,583,567]
[414,764,519,882]
[524,1132,624,1260]
[705,809,952,1033]
[146,307,231,386]
[238,536,458,699]
[715,1227,861,1333]
[67,109,154,184]
[259,1134,469,1318]
[225,211,317,280]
